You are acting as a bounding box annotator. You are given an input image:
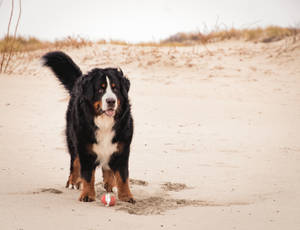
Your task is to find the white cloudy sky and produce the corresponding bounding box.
[0,0,299,42]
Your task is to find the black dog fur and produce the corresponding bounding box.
[42,51,134,203]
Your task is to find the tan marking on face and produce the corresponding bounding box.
[115,99,121,115]
[93,101,102,114]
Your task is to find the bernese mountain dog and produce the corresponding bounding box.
[42,51,135,203]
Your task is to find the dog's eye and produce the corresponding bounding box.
[99,83,106,94]
[111,83,117,91]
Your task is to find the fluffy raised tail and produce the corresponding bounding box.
[42,51,82,94]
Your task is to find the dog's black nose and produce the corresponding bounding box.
[106,98,116,107]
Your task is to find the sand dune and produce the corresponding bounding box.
[0,38,300,229]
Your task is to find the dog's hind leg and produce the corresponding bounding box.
[66,155,81,189]
[65,135,81,189]
[79,168,96,202]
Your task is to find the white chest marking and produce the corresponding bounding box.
[93,115,117,169]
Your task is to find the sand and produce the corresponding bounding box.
[0,38,300,229]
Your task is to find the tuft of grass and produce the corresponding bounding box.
[0,36,50,52]
[260,26,294,42]
[243,28,263,41]
[108,40,129,46]
[97,39,107,45]
[162,26,300,44]
[53,36,92,49]
[0,36,92,53]
[136,41,187,47]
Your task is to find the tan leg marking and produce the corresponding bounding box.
[66,156,82,189]
[102,169,116,192]
[78,170,96,202]
[114,171,135,203]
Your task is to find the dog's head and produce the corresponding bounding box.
[79,67,130,118]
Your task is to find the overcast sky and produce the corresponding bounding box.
[0,0,300,42]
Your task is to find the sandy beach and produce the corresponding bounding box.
[0,39,300,229]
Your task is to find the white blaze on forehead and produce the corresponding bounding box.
[102,76,117,111]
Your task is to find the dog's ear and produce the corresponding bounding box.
[75,96,96,143]
[117,68,130,97]
[75,75,94,101]
[83,79,94,101]
[122,75,130,93]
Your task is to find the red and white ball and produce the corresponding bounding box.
[101,193,116,206]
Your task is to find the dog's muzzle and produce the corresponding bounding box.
[104,97,116,117]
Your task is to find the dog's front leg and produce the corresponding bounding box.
[114,168,135,204]
[79,168,96,202]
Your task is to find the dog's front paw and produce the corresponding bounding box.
[66,169,82,190]
[118,195,136,204]
[78,191,95,202]
[66,177,81,189]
